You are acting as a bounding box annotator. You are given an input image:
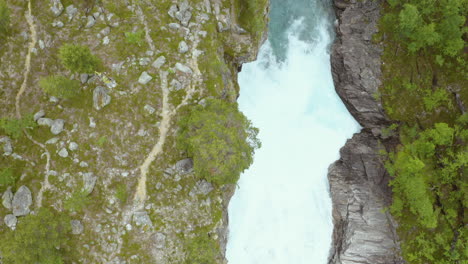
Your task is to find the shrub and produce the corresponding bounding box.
[64,190,91,212]
[0,0,10,40]
[0,115,37,139]
[125,30,144,46]
[0,167,17,186]
[177,99,260,185]
[39,75,81,99]
[58,44,100,73]
[0,208,70,264]
[184,234,219,264]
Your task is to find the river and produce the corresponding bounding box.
[226,0,360,263]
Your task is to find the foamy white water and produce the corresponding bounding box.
[226,1,360,263]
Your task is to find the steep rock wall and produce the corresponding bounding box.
[328,1,403,263]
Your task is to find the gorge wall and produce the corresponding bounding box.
[328,0,404,263]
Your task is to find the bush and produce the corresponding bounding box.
[184,234,219,264]
[125,30,144,46]
[39,75,81,99]
[0,0,10,40]
[0,115,37,139]
[177,99,260,185]
[64,190,91,212]
[0,208,70,264]
[58,44,100,73]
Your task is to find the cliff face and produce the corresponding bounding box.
[328,1,403,263]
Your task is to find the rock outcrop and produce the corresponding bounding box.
[328,0,403,263]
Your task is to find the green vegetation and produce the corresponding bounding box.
[0,115,37,139]
[39,75,81,99]
[177,99,260,185]
[0,167,17,186]
[377,0,468,263]
[0,0,10,41]
[184,233,220,264]
[58,44,100,73]
[233,0,269,42]
[0,208,71,264]
[64,190,91,212]
[125,30,144,46]
[115,183,128,203]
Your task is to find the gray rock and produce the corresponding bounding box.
[100,27,111,36]
[85,15,96,28]
[50,119,65,135]
[45,137,59,144]
[144,105,156,115]
[50,0,64,17]
[93,86,111,110]
[103,36,110,45]
[170,79,182,91]
[175,158,193,174]
[69,142,78,151]
[89,117,96,128]
[175,1,192,26]
[168,23,180,30]
[0,136,13,155]
[331,0,388,129]
[82,172,97,195]
[52,20,64,28]
[58,148,69,158]
[175,63,192,74]
[2,187,13,210]
[79,161,89,168]
[152,56,166,69]
[168,5,178,18]
[138,71,153,85]
[4,214,17,230]
[37,118,53,127]
[139,57,151,66]
[65,5,78,19]
[80,73,89,84]
[178,41,189,53]
[39,40,45,49]
[112,61,125,72]
[12,186,32,216]
[50,96,59,103]
[71,220,84,234]
[151,233,166,249]
[33,110,45,121]
[133,211,152,227]
[190,180,213,197]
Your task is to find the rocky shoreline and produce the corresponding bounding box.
[327,0,403,263]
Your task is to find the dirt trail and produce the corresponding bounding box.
[133,70,171,207]
[14,0,52,208]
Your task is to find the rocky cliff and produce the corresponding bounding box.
[328,1,403,263]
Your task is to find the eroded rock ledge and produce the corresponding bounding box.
[328,1,403,263]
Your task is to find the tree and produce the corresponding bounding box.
[0,0,10,41]
[58,44,100,73]
[0,208,70,264]
[39,75,81,99]
[177,99,260,185]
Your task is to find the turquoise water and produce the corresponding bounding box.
[226,0,360,263]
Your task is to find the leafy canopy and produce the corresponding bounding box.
[0,208,71,264]
[58,44,100,73]
[177,99,260,185]
[39,75,81,99]
[0,115,37,139]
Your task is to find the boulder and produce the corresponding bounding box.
[175,158,193,174]
[133,211,152,227]
[151,233,166,249]
[50,0,64,17]
[4,214,17,230]
[65,5,78,19]
[37,117,53,127]
[152,56,166,69]
[82,172,97,195]
[58,148,69,158]
[0,136,13,155]
[2,187,13,210]
[189,180,213,197]
[175,63,192,74]
[50,119,65,135]
[69,142,78,151]
[178,41,189,54]
[12,186,32,216]
[175,1,192,26]
[85,15,96,28]
[33,110,45,121]
[170,79,182,91]
[80,73,89,84]
[71,219,84,235]
[144,105,156,115]
[138,71,153,85]
[93,86,111,110]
